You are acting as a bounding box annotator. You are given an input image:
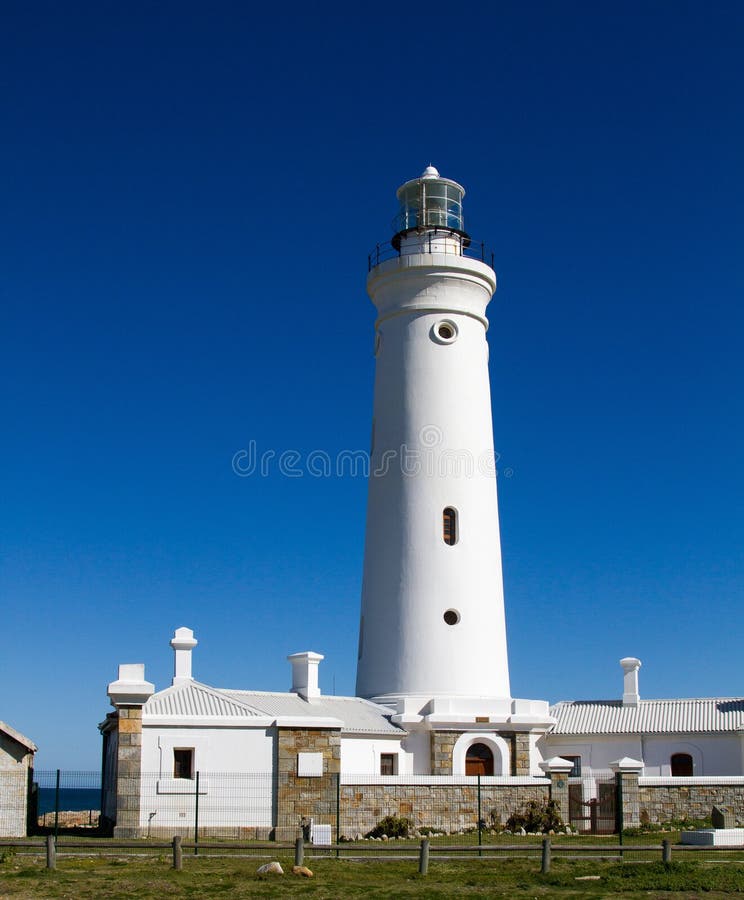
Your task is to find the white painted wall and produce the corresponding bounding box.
[542,733,744,776]
[357,233,510,703]
[139,725,275,828]
[141,725,274,775]
[341,736,405,775]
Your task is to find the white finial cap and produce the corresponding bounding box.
[421,165,440,179]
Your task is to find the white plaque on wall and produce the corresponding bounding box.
[297,751,324,777]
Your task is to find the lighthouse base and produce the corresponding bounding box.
[372,694,555,777]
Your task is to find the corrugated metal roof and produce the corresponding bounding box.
[550,698,744,735]
[143,682,403,734]
[221,691,403,734]
[145,682,263,718]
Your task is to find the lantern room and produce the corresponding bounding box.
[392,166,466,246]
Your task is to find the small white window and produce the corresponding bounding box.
[173,748,194,779]
[380,753,398,776]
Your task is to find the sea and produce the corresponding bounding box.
[37,787,101,815]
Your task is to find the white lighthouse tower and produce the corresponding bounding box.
[356,168,552,774]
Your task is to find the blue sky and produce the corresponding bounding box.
[1,2,742,769]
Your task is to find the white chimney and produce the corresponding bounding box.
[107,663,155,707]
[171,627,198,685]
[620,657,641,707]
[288,651,323,700]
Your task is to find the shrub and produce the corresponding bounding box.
[506,799,563,833]
[624,814,713,836]
[365,815,411,839]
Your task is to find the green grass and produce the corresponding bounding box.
[2,853,744,899]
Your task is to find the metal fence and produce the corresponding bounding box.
[3,769,742,865]
[5,771,561,843]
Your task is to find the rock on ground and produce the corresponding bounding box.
[292,865,313,877]
[257,861,284,875]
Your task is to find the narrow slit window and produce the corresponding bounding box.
[443,507,458,545]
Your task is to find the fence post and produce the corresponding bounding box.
[662,839,672,863]
[172,835,182,870]
[295,837,304,866]
[335,771,341,857]
[541,836,551,874]
[193,771,200,856]
[54,769,60,840]
[46,834,56,870]
[418,838,429,875]
[477,774,482,854]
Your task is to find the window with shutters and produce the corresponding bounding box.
[443,507,458,545]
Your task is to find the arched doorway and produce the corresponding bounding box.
[671,753,693,776]
[465,742,494,776]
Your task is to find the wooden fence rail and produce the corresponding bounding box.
[2,837,743,873]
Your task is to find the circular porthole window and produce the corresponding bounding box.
[432,320,458,344]
[443,609,461,626]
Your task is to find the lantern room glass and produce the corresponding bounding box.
[394,180,464,234]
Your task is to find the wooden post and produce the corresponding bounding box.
[541,836,551,874]
[418,838,429,875]
[662,839,672,863]
[172,835,182,870]
[295,836,304,867]
[46,834,56,870]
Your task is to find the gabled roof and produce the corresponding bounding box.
[221,690,403,734]
[144,681,265,718]
[143,681,403,735]
[0,720,37,752]
[550,698,744,735]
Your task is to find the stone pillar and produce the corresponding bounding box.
[107,664,154,839]
[610,757,644,830]
[430,731,462,775]
[514,733,531,776]
[275,727,341,842]
[539,757,574,825]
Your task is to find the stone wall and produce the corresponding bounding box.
[639,782,744,824]
[339,781,550,837]
[275,727,341,842]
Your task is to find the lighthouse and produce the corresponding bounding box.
[356,165,510,703]
[356,168,552,774]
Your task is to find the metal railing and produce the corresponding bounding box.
[368,229,495,272]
